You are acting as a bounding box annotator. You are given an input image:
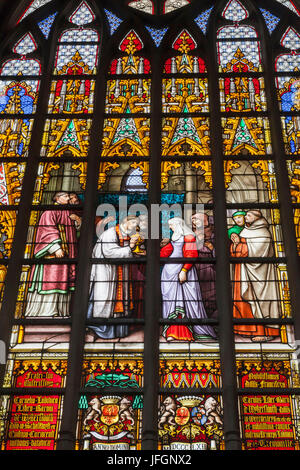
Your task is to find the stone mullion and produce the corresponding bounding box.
[141,49,162,451]
[258,15,300,343]
[56,33,111,450]
[206,6,242,450]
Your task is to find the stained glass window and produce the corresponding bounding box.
[18,0,52,23]
[38,13,58,39]
[1,0,300,454]
[259,8,280,34]
[274,0,300,16]
[128,0,154,15]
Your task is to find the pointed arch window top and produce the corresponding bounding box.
[119,31,144,53]
[128,0,154,15]
[173,30,197,52]
[281,27,300,51]
[18,0,52,23]
[13,33,37,56]
[164,0,190,14]
[69,1,95,26]
[275,0,300,16]
[222,0,249,22]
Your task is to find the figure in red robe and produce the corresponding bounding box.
[230,210,281,341]
[160,217,216,342]
[25,192,78,317]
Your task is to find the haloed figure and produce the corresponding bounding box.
[160,217,216,342]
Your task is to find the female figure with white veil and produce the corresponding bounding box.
[160,217,216,341]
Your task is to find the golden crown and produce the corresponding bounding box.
[177,396,202,407]
[100,396,121,405]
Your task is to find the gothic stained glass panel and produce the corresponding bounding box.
[162,117,210,157]
[0,360,66,450]
[159,358,223,450]
[158,394,223,450]
[0,264,7,305]
[1,0,300,454]
[217,39,262,73]
[0,211,17,259]
[41,119,92,157]
[32,162,86,205]
[79,393,143,449]
[287,160,300,253]
[15,262,77,319]
[231,262,291,333]
[146,27,168,47]
[84,195,147,344]
[104,9,123,36]
[259,9,280,34]
[18,0,52,23]
[161,161,213,203]
[105,79,151,114]
[0,59,41,77]
[276,51,300,156]
[102,118,150,158]
[219,77,267,112]
[227,208,285,257]
[78,358,143,450]
[13,33,37,56]
[54,30,99,76]
[221,117,272,155]
[280,27,300,50]
[25,209,80,259]
[69,1,95,26]
[164,30,206,75]
[236,360,298,450]
[0,79,40,114]
[163,78,209,114]
[0,119,34,158]
[0,162,26,206]
[281,116,300,155]
[275,0,300,16]
[276,76,300,112]
[194,7,214,35]
[0,56,41,158]
[128,0,154,15]
[222,0,249,22]
[48,79,95,114]
[86,266,145,343]
[163,0,190,15]
[109,30,151,76]
[276,54,300,73]
[225,160,278,204]
[38,13,58,39]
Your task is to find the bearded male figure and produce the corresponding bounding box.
[231,210,281,341]
[25,192,78,317]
